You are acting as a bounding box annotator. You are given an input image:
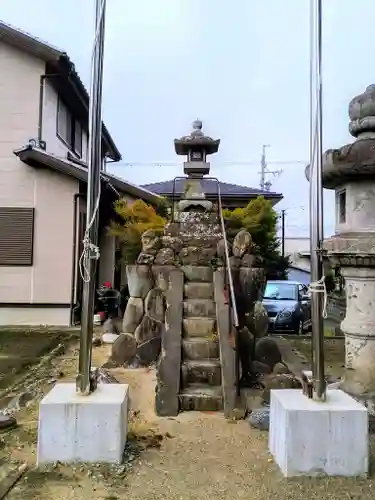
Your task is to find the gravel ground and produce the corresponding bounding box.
[4,342,375,500]
[123,414,375,500]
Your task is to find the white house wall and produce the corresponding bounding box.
[0,41,79,320]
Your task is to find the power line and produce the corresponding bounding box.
[107,160,308,168]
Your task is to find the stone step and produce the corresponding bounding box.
[181,266,213,283]
[179,385,223,412]
[181,359,221,387]
[182,317,216,338]
[182,338,219,360]
[184,282,213,299]
[183,299,216,318]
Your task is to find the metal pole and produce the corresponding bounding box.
[76,0,106,395]
[309,0,326,401]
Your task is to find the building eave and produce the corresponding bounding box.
[0,20,121,162]
[288,264,311,273]
[14,146,161,205]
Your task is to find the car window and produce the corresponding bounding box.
[264,283,298,300]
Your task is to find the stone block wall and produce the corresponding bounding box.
[116,216,270,415]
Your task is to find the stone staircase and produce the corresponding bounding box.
[179,266,223,411]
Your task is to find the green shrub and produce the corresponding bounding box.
[223,196,290,279]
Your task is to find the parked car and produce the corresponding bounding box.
[262,280,311,334]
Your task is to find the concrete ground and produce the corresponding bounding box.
[0,336,374,500]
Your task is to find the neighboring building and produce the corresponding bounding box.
[282,237,311,284]
[142,179,282,210]
[287,265,311,285]
[283,237,311,271]
[0,21,160,327]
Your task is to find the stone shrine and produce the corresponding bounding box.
[174,119,220,212]
[116,121,276,417]
[311,85,375,407]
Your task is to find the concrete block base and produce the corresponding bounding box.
[37,383,129,465]
[269,389,368,477]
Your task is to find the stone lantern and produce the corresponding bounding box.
[174,120,220,212]
[319,84,375,405]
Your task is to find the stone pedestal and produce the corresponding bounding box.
[338,266,375,398]
[269,389,368,477]
[37,383,129,464]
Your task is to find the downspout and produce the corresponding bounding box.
[38,75,47,141]
[70,193,85,325]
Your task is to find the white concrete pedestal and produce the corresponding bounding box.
[269,389,368,477]
[37,383,129,465]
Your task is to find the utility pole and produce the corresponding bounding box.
[76,0,106,396]
[260,144,283,191]
[260,144,269,190]
[281,210,286,257]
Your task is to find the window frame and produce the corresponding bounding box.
[0,207,35,266]
[74,120,83,157]
[56,96,83,158]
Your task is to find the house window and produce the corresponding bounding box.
[57,98,72,145]
[74,120,82,156]
[337,189,346,224]
[0,208,34,266]
[57,97,83,157]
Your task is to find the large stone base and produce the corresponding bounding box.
[37,383,129,464]
[269,389,368,477]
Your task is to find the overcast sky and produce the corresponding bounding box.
[2,0,375,237]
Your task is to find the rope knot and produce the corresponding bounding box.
[79,236,101,284]
[308,276,328,319]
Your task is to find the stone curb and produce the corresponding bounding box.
[0,463,28,499]
[0,342,68,404]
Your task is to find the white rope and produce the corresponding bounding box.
[78,177,101,283]
[78,0,105,284]
[308,276,328,319]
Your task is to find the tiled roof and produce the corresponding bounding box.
[141,179,282,198]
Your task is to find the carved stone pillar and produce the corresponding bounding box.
[339,265,375,397]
